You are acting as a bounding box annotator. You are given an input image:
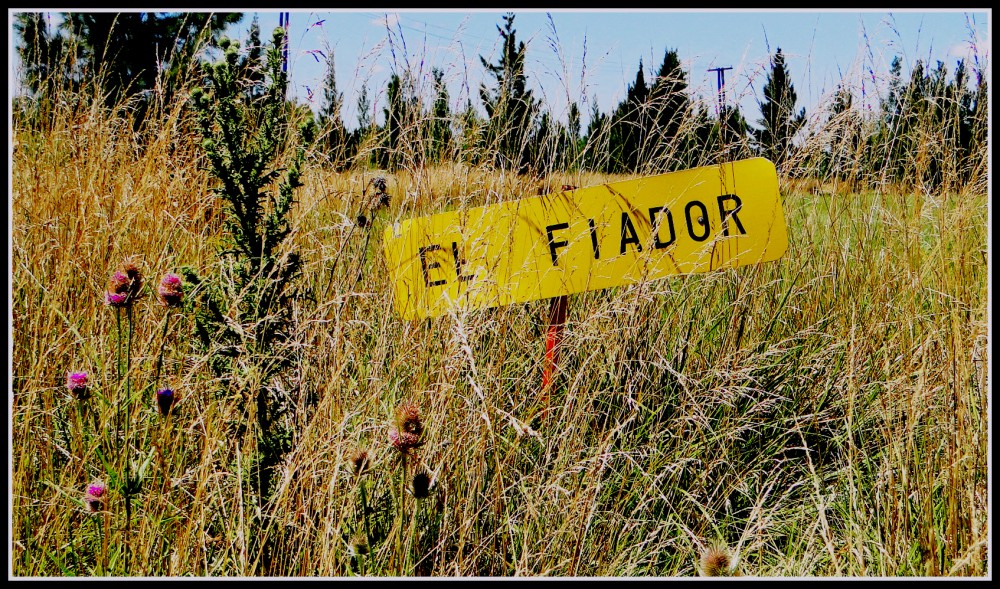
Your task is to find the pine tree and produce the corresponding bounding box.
[479,12,539,174]
[241,15,265,100]
[13,12,68,97]
[567,101,582,169]
[15,11,241,117]
[719,104,752,161]
[648,48,693,170]
[583,97,609,172]
[606,59,649,173]
[318,46,346,169]
[350,83,373,168]
[867,55,905,182]
[755,47,805,169]
[965,62,988,187]
[356,83,372,130]
[380,71,421,170]
[825,84,861,182]
[457,98,485,166]
[429,67,453,163]
[62,12,242,106]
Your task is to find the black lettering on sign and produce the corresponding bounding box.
[451,241,473,282]
[648,206,676,249]
[589,218,600,260]
[619,212,643,255]
[419,244,447,287]
[717,194,747,236]
[546,222,570,266]
[685,200,710,242]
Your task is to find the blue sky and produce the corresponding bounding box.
[241,9,989,130]
[10,9,991,130]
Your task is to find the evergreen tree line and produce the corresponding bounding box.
[15,11,989,192]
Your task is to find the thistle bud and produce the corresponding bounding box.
[156,388,176,417]
[410,470,432,499]
[349,532,370,557]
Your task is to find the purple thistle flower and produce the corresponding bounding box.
[156,388,176,417]
[104,291,128,307]
[108,271,130,292]
[158,272,184,308]
[120,260,144,300]
[389,428,423,454]
[104,260,145,308]
[84,480,106,513]
[66,371,89,400]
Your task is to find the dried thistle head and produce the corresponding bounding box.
[394,400,423,437]
[351,449,370,477]
[119,259,144,300]
[369,176,389,209]
[699,542,737,577]
[349,532,370,556]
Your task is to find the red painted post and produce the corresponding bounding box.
[540,184,577,403]
[542,294,569,392]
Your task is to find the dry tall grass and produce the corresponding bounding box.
[10,46,989,577]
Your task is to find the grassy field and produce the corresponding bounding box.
[10,71,990,577]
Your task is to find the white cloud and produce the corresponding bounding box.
[371,12,400,29]
[947,38,989,65]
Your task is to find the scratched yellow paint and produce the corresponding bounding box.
[383,157,788,320]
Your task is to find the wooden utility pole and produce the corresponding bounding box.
[709,66,734,153]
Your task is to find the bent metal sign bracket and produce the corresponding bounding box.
[383,157,788,322]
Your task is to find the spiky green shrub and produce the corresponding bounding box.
[188,26,316,504]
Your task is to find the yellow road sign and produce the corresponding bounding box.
[383,157,788,320]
